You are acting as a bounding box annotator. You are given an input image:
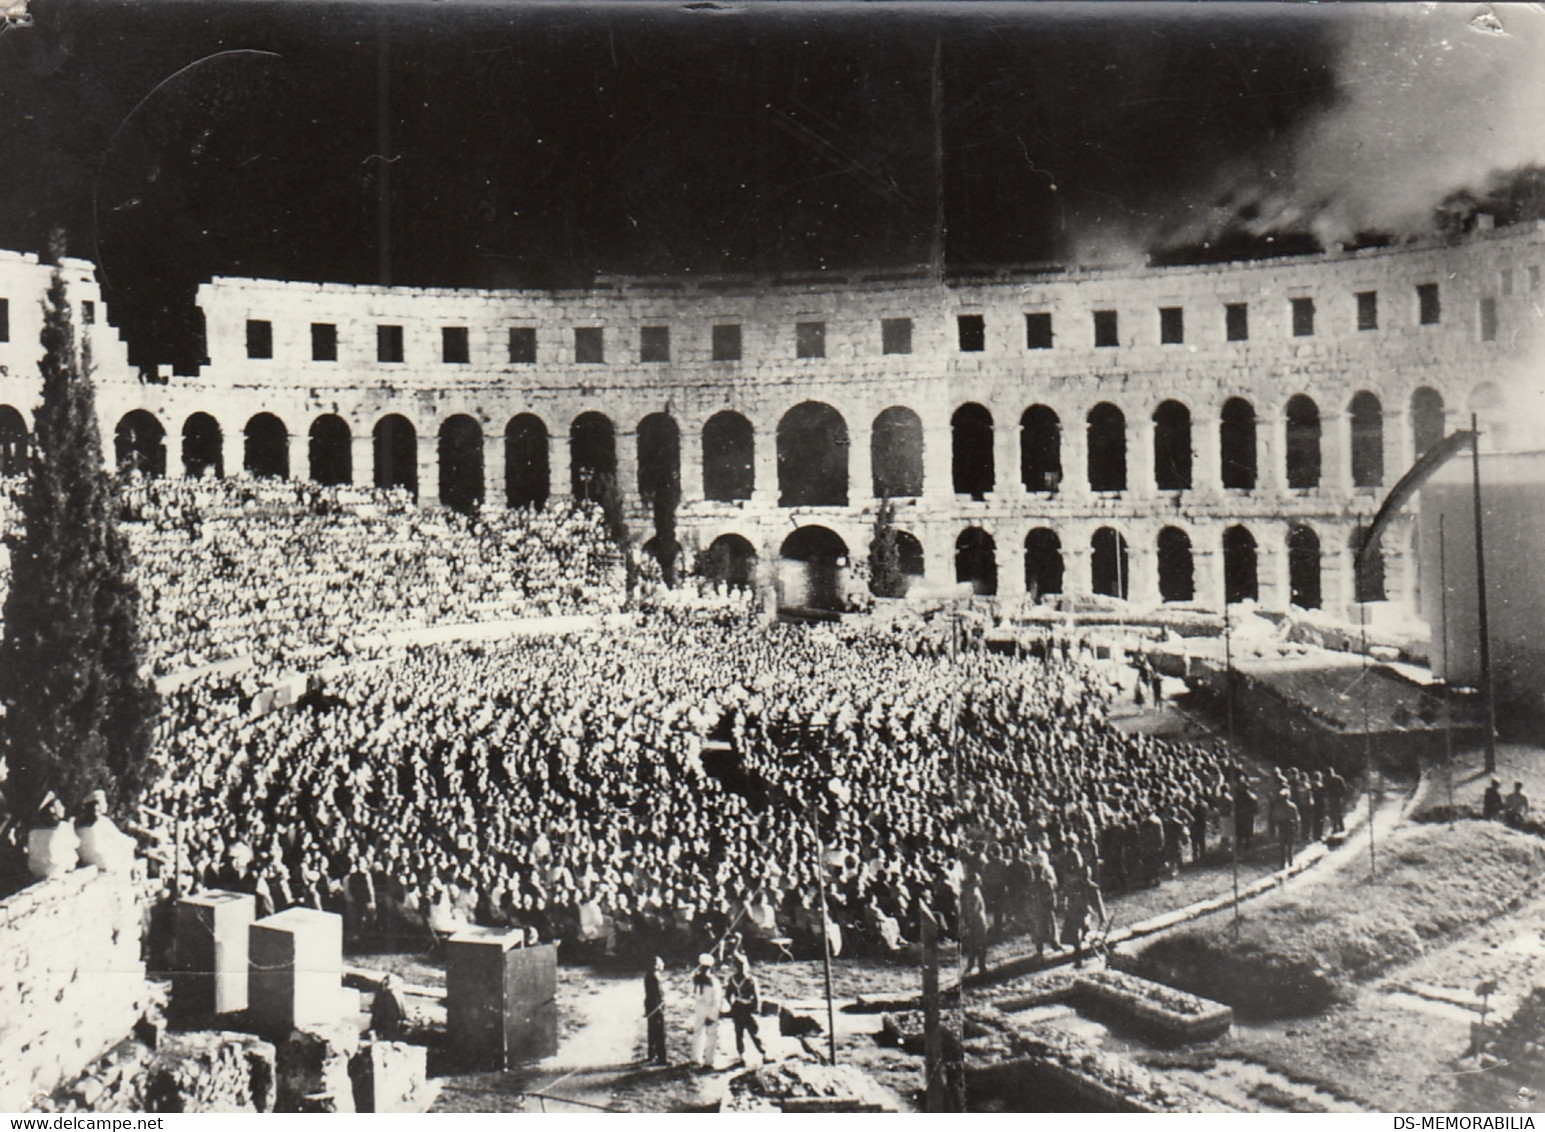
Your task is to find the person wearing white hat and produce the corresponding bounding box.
[76,789,135,873]
[689,953,721,1069]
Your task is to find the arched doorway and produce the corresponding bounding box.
[777,402,848,507]
[1349,391,1383,488]
[373,414,417,496]
[1411,387,1445,460]
[505,414,549,508]
[1157,526,1195,602]
[570,412,616,503]
[243,413,288,480]
[779,525,849,612]
[1087,403,1126,492]
[637,413,681,506]
[699,533,758,589]
[1220,398,1257,490]
[0,406,25,475]
[702,411,754,502]
[642,536,683,583]
[1285,395,1321,489]
[955,527,997,596]
[868,528,925,597]
[872,406,924,499]
[1021,405,1061,492]
[116,410,166,478]
[952,403,994,500]
[1091,527,1130,599]
[1152,400,1192,490]
[1223,525,1259,604]
[439,415,485,513]
[1288,524,1321,610]
[181,413,223,480]
[307,414,350,486]
[1024,528,1063,600]
[1351,525,1385,602]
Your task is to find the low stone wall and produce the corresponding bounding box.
[0,867,150,1111]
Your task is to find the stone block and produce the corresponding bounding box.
[349,1039,429,1113]
[445,931,556,1070]
[174,890,254,1018]
[276,1026,357,1113]
[248,908,343,1037]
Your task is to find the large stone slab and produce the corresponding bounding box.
[248,908,343,1037]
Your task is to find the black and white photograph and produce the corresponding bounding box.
[1,0,1543,1115]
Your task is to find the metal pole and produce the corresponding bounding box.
[1361,596,1375,880]
[1224,603,1238,928]
[1470,414,1497,775]
[813,802,837,1067]
[1440,511,1454,816]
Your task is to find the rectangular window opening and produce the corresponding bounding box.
[1225,302,1249,342]
[1356,291,1378,331]
[1418,282,1441,325]
[1159,306,1184,345]
[82,300,95,325]
[442,326,470,363]
[1291,297,1315,337]
[957,313,985,352]
[574,326,605,364]
[881,317,912,355]
[377,324,404,363]
[1025,312,1053,349]
[311,323,337,362]
[0,297,9,342]
[246,319,273,359]
[712,323,742,362]
[796,320,825,359]
[1093,309,1118,348]
[508,326,536,364]
[1480,296,1498,342]
[640,325,670,363]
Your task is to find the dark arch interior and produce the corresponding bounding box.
[702,411,754,502]
[243,413,288,480]
[307,414,350,486]
[117,410,166,478]
[1288,524,1322,610]
[1351,524,1386,602]
[570,412,617,503]
[700,533,757,589]
[1286,395,1321,489]
[1220,398,1257,490]
[1087,403,1126,492]
[1021,405,1061,492]
[439,415,485,513]
[780,524,849,611]
[1223,525,1259,604]
[1157,526,1195,603]
[1024,528,1063,599]
[1152,400,1192,491]
[868,528,925,596]
[1349,391,1384,488]
[373,414,417,497]
[505,414,549,508]
[0,405,25,475]
[182,413,224,479]
[637,413,681,505]
[955,527,997,596]
[872,406,923,499]
[952,402,994,500]
[1411,387,1445,460]
[777,402,848,507]
[1091,527,1129,599]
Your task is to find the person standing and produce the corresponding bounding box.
[1503,781,1530,828]
[644,956,668,1065]
[1325,767,1347,834]
[1060,863,1106,967]
[961,876,990,976]
[723,955,766,1064]
[1271,788,1301,872]
[689,954,721,1070]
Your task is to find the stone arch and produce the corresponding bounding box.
[1223,524,1259,604]
[637,412,681,505]
[1410,386,1446,460]
[952,402,994,500]
[570,411,616,503]
[1220,397,1257,490]
[1091,526,1130,599]
[1020,405,1061,492]
[699,533,758,589]
[642,535,683,582]
[872,405,924,499]
[702,410,754,502]
[1087,403,1126,492]
[1288,523,1322,610]
[956,527,998,596]
[1023,528,1063,600]
[182,413,224,480]
[1349,391,1384,488]
[243,412,288,480]
[868,529,925,596]
[116,410,166,478]
[1157,525,1195,603]
[1152,400,1193,491]
[1351,524,1386,603]
[777,401,848,507]
[307,414,350,486]
[439,414,485,513]
[373,413,417,496]
[505,414,549,508]
[779,525,849,611]
[0,405,26,475]
[1285,395,1321,489]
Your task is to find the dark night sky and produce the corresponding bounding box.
[0,1,1538,370]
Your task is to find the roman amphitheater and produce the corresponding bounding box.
[2,219,1541,621]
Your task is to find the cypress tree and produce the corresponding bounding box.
[0,243,160,826]
[871,498,905,598]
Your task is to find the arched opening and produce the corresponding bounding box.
[872,406,924,499]
[955,527,997,596]
[868,529,925,596]
[699,533,758,590]
[1223,525,1259,604]
[1288,524,1322,610]
[373,414,417,497]
[1023,528,1064,600]
[1411,387,1446,460]
[570,412,616,503]
[1091,527,1130,599]
[1152,400,1192,490]
[307,414,349,486]
[1285,395,1321,489]
[182,413,224,480]
[116,410,166,478]
[1351,525,1386,603]
[779,525,849,612]
[1220,397,1257,490]
[439,415,485,513]
[1020,405,1061,492]
[952,403,994,499]
[777,401,848,507]
[1349,391,1384,488]
[1087,403,1127,492]
[1157,526,1195,603]
[242,413,288,480]
[702,411,754,502]
[505,414,549,508]
[642,535,683,582]
[637,413,681,505]
[0,406,26,475]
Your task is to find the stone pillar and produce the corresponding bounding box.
[549,432,571,499]
[174,891,254,1019]
[993,419,1020,500]
[997,529,1026,597]
[248,908,343,1037]
[1328,405,1352,495]
[1257,527,1287,612]
[286,430,305,481]
[848,421,873,507]
[1129,414,1156,499]
[483,433,506,509]
[1194,542,1222,611]
[1264,407,1287,496]
[680,421,704,504]
[1195,410,1223,498]
[446,932,557,1069]
[219,425,238,480]
[752,427,779,507]
[1065,527,1093,598]
[1386,406,1408,488]
[351,435,374,488]
[923,419,952,503]
[1064,414,1090,501]
[923,522,954,585]
[416,434,440,507]
[1127,537,1157,606]
[615,426,639,503]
